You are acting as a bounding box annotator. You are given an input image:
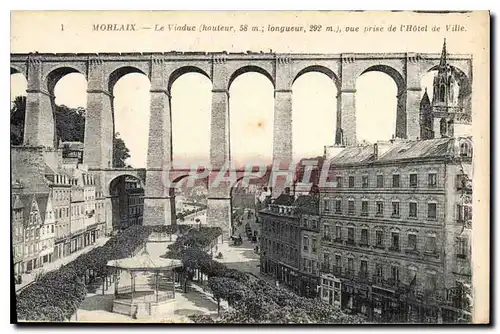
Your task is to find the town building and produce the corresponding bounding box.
[70,179,85,253]
[12,182,25,276]
[110,176,145,230]
[318,136,473,323]
[20,193,48,272]
[125,177,144,227]
[297,194,321,298]
[38,193,55,266]
[259,190,302,293]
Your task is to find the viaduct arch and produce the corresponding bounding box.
[10,51,473,233]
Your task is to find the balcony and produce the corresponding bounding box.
[372,275,383,286]
[424,250,439,258]
[322,235,332,243]
[334,238,343,244]
[345,239,356,246]
[389,245,400,253]
[359,241,369,248]
[374,244,385,250]
[405,248,420,255]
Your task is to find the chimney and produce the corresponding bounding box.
[373,143,379,159]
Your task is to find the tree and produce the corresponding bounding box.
[10,96,132,166]
[113,132,131,168]
[10,95,26,145]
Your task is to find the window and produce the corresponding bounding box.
[311,220,318,229]
[347,227,354,244]
[408,234,417,250]
[428,203,437,219]
[348,176,355,188]
[391,232,400,251]
[456,237,468,259]
[456,174,468,190]
[323,199,330,212]
[312,238,317,253]
[410,174,418,188]
[428,173,437,188]
[360,260,368,275]
[377,175,384,188]
[348,200,355,215]
[335,255,341,268]
[347,258,354,271]
[362,176,368,188]
[392,174,400,188]
[324,225,330,238]
[335,226,342,240]
[426,274,437,292]
[425,236,437,253]
[323,253,330,267]
[303,236,309,251]
[391,266,400,281]
[376,201,384,216]
[335,176,342,188]
[375,263,383,277]
[335,200,342,214]
[409,202,418,218]
[457,204,472,222]
[361,229,368,245]
[392,202,400,217]
[460,142,471,157]
[361,201,368,216]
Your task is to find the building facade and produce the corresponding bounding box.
[259,192,302,293]
[318,137,472,323]
[12,183,25,276]
[298,195,321,298]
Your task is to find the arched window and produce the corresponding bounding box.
[440,118,448,137]
[439,84,446,102]
[460,142,471,157]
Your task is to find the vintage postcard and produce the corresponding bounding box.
[10,11,490,324]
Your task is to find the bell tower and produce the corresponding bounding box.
[431,39,471,138]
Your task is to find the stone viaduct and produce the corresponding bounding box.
[10,51,472,233]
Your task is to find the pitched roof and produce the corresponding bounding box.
[377,138,453,162]
[12,195,24,210]
[294,194,319,215]
[18,192,50,227]
[328,138,459,166]
[272,194,295,206]
[329,145,375,165]
[106,247,182,271]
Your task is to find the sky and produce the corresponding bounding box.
[10,70,436,168]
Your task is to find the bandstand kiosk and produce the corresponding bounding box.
[106,248,182,319]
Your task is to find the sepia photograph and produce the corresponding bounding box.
[9,10,490,325]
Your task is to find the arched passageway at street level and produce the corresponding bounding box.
[110,67,151,168]
[169,68,212,168]
[356,65,403,143]
[292,66,339,164]
[109,175,145,231]
[10,72,28,145]
[229,67,275,169]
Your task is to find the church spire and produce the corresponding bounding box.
[439,38,447,68]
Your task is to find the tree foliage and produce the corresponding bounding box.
[10,96,132,166]
[113,132,131,168]
[16,225,154,321]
